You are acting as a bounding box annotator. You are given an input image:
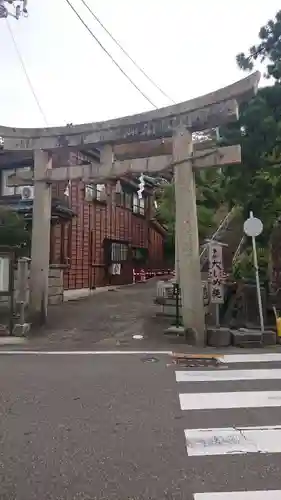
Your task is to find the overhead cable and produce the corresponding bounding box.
[64,0,157,108]
[6,19,49,126]
[79,0,175,104]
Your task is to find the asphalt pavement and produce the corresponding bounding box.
[1,351,281,499]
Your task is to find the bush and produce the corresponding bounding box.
[0,207,30,256]
[232,247,268,283]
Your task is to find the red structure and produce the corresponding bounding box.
[0,150,167,291]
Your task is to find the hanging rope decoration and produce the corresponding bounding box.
[137,173,145,199]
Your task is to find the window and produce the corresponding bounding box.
[96,183,106,201]
[84,183,106,202]
[132,247,148,263]
[116,191,133,209]
[50,222,72,265]
[125,192,132,209]
[132,194,145,215]
[0,167,31,196]
[115,183,132,209]
[111,242,128,262]
[115,191,125,207]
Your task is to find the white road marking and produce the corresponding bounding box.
[0,350,173,355]
[179,390,281,410]
[185,425,281,456]
[0,337,27,345]
[176,369,281,382]
[194,492,281,499]
[219,353,281,364]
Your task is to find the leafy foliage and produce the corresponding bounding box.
[236,10,281,81]
[232,247,268,283]
[220,84,281,243]
[0,208,30,256]
[155,168,224,258]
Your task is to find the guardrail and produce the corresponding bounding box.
[133,268,173,284]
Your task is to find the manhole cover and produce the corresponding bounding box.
[141,356,159,363]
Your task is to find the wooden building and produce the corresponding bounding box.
[0,149,167,292]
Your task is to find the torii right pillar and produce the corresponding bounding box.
[173,127,205,346]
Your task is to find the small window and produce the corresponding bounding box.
[85,184,95,202]
[115,191,126,207]
[111,242,128,262]
[96,184,106,201]
[115,183,132,209]
[125,193,132,209]
[139,197,145,215]
[133,194,145,215]
[132,247,148,262]
[84,183,106,202]
[50,223,72,265]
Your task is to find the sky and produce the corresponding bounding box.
[0,0,280,128]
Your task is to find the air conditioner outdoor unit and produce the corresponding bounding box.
[20,185,34,200]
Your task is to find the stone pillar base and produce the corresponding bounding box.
[207,327,231,347]
[13,322,30,337]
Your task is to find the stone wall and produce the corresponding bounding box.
[48,266,64,305]
[0,265,64,306]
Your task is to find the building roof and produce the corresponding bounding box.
[0,196,75,221]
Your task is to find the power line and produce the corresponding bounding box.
[6,19,49,126]
[64,0,157,108]
[79,0,175,104]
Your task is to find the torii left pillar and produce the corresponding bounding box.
[29,149,52,325]
[173,128,205,346]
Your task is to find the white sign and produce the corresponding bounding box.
[244,216,263,237]
[208,243,224,304]
[0,257,10,292]
[111,263,121,275]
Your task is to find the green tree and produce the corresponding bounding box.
[220,84,281,243]
[236,10,281,81]
[0,207,30,256]
[156,168,224,258]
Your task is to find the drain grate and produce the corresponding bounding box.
[172,355,222,368]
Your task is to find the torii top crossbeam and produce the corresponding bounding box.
[0,72,260,152]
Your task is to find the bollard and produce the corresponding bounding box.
[140,269,146,282]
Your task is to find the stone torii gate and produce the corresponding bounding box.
[2,71,260,345]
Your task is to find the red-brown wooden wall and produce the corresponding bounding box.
[50,153,166,290]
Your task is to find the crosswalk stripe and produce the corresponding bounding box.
[185,425,281,456]
[194,492,281,499]
[179,390,281,410]
[177,359,281,497]
[220,353,281,364]
[176,369,281,382]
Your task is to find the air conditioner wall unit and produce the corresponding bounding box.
[20,185,34,200]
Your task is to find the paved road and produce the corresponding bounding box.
[23,279,172,351]
[1,352,281,499]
